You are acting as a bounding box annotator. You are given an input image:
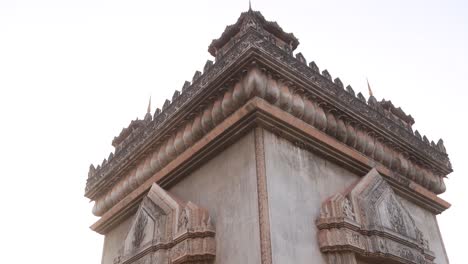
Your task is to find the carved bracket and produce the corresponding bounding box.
[114,183,215,264]
[316,169,434,264]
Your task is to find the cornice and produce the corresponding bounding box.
[86,29,451,203]
[90,97,450,234]
[247,31,451,175]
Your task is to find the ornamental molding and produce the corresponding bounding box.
[85,28,450,203]
[89,65,449,218]
[317,168,435,264]
[113,183,215,264]
[91,97,450,235]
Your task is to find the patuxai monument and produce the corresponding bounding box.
[84,8,453,264]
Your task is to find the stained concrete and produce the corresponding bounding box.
[263,130,361,264]
[399,197,450,264]
[101,214,134,264]
[170,131,261,264]
[99,128,449,264]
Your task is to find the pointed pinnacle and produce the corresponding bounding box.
[367,78,374,97]
[147,96,152,114]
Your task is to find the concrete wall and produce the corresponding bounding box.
[99,128,448,264]
[170,131,261,264]
[263,130,360,263]
[398,198,450,264]
[263,130,449,264]
[101,214,135,264]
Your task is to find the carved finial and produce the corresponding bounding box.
[172,90,180,101]
[102,158,107,167]
[423,135,430,145]
[437,139,447,153]
[144,96,152,121]
[88,164,96,178]
[431,140,436,148]
[192,71,202,82]
[414,130,422,140]
[203,60,213,73]
[346,85,355,97]
[295,52,307,65]
[153,108,161,118]
[357,92,366,102]
[367,78,374,97]
[322,69,332,80]
[108,152,114,161]
[334,78,343,88]
[309,61,319,73]
[163,99,171,111]
[147,96,151,114]
[182,81,190,93]
[368,94,378,107]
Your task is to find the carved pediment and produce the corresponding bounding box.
[317,169,434,264]
[115,183,215,264]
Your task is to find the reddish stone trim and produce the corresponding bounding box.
[113,183,215,264]
[317,169,435,264]
[87,34,452,202]
[254,127,272,264]
[91,97,450,234]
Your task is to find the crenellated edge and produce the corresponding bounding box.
[86,28,451,203]
[90,66,448,217]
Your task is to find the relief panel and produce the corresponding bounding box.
[317,169,434,264]
[114,183,215,264]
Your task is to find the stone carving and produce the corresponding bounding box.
[387,196,407,235]
[89,65,448,217]
[309,61,319,73]
[85,9,451,217]
[181,81,190,93]
[317,168,435,264]
[177,207,189,231]
[342,197,355,220]
[334,77,344,88]
[114,183,215,264]
[321,69,332,81]
[131,213,148,249]
[208,9,299,57]
[345,85,355,97]
[295,52,307,65]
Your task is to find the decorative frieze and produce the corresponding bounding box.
[91,66,447,217]
[113,183,215,264]
[317,169,435,264]
[85,9,451,218]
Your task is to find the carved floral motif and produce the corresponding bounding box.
[86,9,451,222]
[114,183,215,264]
[342,198,355,220]
[131,213,148,249]
[316,169,435,264]
[90,65,448,217]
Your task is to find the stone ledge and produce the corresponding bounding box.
[90,97,450,234]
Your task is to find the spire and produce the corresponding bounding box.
[144,96,152,121]
[367,78,374,97]
[208,8,299,57]
[147,96,152,114]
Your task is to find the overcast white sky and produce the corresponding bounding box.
[0,0,466,263]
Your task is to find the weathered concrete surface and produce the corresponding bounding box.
[101,214,134,264]
[264,130,361,263]
[264,129,450,264]
[170,131,261,264]
[398,197,450,264]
